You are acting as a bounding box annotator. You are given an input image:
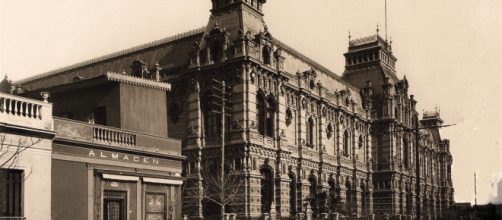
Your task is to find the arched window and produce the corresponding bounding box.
[266,97,276,137]
[403,138,409,169]
[262,46,271,65]
[257,93,276,137]
[306,117,314,147]
[257,93,265,135]
[395,107,400,120]
[210,44,221,63]
[343,130,350,157]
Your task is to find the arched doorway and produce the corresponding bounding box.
[361,182,367,216]
[308,173,318,215]
[260,166,274,214]
[288,168,297,216]
[328,177,337,212]
[345,180,352,216]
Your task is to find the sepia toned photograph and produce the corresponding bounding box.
[1,0,501,219]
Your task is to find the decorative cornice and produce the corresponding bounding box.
[105,72,171,91]
[17,27,206,85]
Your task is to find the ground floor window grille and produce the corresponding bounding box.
[0,169,22,217]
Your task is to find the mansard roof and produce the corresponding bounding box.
[17,27,206,90]
[17,25,361,98]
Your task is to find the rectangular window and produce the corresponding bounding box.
[145,193,166,220]
[0,169,23,217]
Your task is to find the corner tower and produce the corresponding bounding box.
[205,0,267,43]
[342,34,397,95]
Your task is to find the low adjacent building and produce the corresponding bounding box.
[0,90,55,220]
[52,117,183,220]
[12,72,184,220]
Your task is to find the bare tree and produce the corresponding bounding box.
[0,134,42,169]
[185,163,243,220]
[0,133,42,215]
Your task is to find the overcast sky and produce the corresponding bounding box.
[1,0,501,204]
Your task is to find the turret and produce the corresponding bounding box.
[211,0,266,16]
[421,110,444,128]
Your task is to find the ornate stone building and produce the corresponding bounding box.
[13,0,454,219]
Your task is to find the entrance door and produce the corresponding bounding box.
[104,191,127,220]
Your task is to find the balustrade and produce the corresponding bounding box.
[93,126,136,146]
[0,92,52,131]
[0,94,43,119]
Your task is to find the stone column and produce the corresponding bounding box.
[183,77,205,219]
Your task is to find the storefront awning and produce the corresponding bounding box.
[143,177,183,185]
[103,174,139,182]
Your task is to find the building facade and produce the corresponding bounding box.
[13,0,454,219]
[0,87,55,220]
[11,73,185,220]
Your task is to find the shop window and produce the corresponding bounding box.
[94,106,107,125]
[145,193,166,220]
[0,169,23,217]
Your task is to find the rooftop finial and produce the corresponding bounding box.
[385,0,389,42]
[348,30,352,41]
[377,23,380,35]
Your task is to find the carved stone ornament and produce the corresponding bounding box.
[232,120,243,130]
[301,98,307,109]
[326,123,333,139]
[250,71,256,84]
[186,126,199,136]
[249,120,257,130]
[285,108,293,126]
[190,77,198,92]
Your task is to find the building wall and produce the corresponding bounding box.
[119,83,168,136]
[51,159,88,220]
[0,92,53,220]
[0,134,53,220]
